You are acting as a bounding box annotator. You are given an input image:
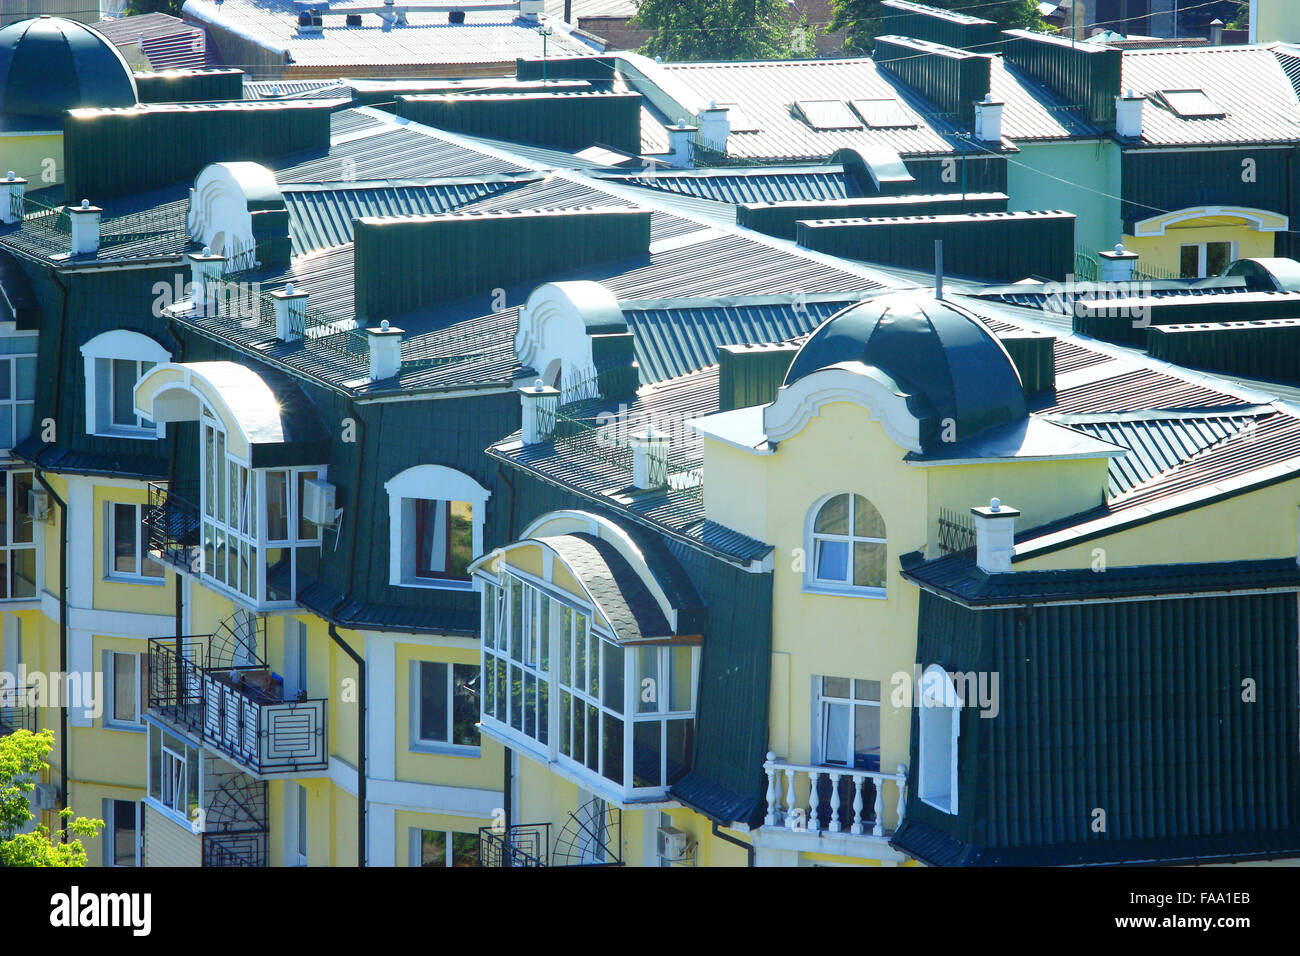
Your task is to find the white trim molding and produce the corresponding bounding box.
[514,281,625,399]
[1131,205,1289,238]
[763,361,922,452]
[80,330,171,439]
[384,464,491,589]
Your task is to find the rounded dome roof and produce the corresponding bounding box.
[785,292,1027,446]
[0,17,137,122]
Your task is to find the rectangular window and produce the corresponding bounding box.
[107,502,164,581]
[296,784,308,866]
[412,828,479,867]
[0,335,37,452]
[816,677,881,771]
[0,470,36,601]
[413,660,481,750]
[1179,241,1235,279]
[148,724,200,826]
[413,499,473,581]
[101,799,139,867]
[104,650,146,729]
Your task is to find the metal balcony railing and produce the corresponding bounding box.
[148,638,327,776]
[144,481,202,574]
[0,684,35,735]
[477,824,550,867]
[203,831,268,867]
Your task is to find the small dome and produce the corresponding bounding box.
[785,291,1026,447]
[0,17,137,123]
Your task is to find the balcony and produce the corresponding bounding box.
[477,801,624,867]
[148,634,327,777]
[760,754,909,858]
[0,684,35,735]
[144,481,202,575]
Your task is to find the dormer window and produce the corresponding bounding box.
[386,465,489,591]
[81,331,171,439]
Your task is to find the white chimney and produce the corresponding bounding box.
[520,0,544,22]
[188,246,226,315]
[272,282,309,342]
[365,320,404,381]
[0,172,26,225]
[971,497,1019,574]
[1098,242,1139,282]
[1115,89,1145,139]
[667,120,698,169]
[974,93,1004,144]
[519,380,560,445]
[68,199,102,256]
[1209,18,1224,45]
[698,102,730,155]
[629,427,669,490]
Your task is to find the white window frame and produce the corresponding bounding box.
[296,784,308,866]
[804,492,888,599]
[917,664,961,815]
[284,619,308,699]
[198,409,323,609]
[146,723,202,829]
[0,333,37,456]
[479,569,699,802]
[0,469,38,602]
[408,826,480,867]
[101,798,141,867]
[813,676,882,770]
[385,464,490,592]
[1179,239,1237,279]
[105,501,165,584]
[102,649,146,731]
[409,659,481,756]
[80,330,170,439]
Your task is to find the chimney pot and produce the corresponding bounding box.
[629,427,670,490]
[697,104,730,154]
[1115,90,1145,138]
[974,95,1004,143]
[272,282,309,342]
[365,322,404,381]
[666,121,699,169]
[970,498,1020,574]
[519,380,560,445]
[67,200,103,256]
[0,172,27,225]
[1099,241,1139,282]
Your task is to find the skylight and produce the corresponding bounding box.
[1157,89,1225,118]
[794,99,864,130]
[716,102,759,133]
[851,98,918,129]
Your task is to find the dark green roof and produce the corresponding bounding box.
[784,292,1028,449]
[0,17,136,126]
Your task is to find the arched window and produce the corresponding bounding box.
[80,330,171,438]
[918,664,960,815]
[385,465,491,591]
[807,493,887,595]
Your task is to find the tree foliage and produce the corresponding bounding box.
[125,0,186,15]
[0,730,103,868]
[632,0,814,62]
[828,0,1044,56]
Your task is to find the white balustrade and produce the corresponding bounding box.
[763,753,908,839]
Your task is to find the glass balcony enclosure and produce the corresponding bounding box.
[479,571,698,803]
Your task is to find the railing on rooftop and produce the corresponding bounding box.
[936,507,976,556]
[1074,246,1099,282]
[5,194,187,258]
[763,754,908,839]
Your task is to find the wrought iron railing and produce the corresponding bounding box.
[0,684,35,735]
[477,824,550,867]
[148,637,328,775]
[936,507,977,556]
[144,481,202,573]
[1073,245,1099,282]
[203,830,268,867]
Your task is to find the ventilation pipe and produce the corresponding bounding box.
[68,200,102,257]
[0,172,26,225]
[971,498,1019,573]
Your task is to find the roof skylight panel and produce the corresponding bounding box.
[794,99,864,130]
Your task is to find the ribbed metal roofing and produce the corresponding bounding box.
[621,296,855,384]
[274,123,528,183]
[608,166,864,204]
[1120,45,1300,146]
[282,176,534,255]
[992,57,1101,141]
[1034,367,1245,415]
[1057,411,1261,495]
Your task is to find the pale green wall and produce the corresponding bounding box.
[1007,139,1123,258]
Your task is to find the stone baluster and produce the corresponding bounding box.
[896,764,908,823]
[872,779,886,837]
[764,753,779,826]
[785,768,797,827]
[850,773,865,835]
[806,770,821,833]
[827,772,843,832]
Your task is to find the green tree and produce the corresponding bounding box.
[632,0,814,62]
[125,0,186,15]
[0,729,103,867]
[828,0,1044,56]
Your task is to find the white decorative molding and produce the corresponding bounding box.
[514,281,624,397]
[384,464,491,588]
[1131,205,1289,238]
[186,161,282,257]
[80,329,171,439]
[763,362,922,452]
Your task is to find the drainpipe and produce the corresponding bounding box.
[34,467,68,837]
[327,621,365,867]
[494,462,517,538]
[711,821,754,867]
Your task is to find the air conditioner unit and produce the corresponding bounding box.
[656,826,689,863]
[300,478,337,528]
[33,783,59,811]
[26,487,49,523]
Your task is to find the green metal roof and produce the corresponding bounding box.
[0,16,137,126]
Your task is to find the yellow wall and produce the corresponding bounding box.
[0,132,63,184]
[1124,223,1276,278]
[92,484,176,615]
